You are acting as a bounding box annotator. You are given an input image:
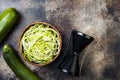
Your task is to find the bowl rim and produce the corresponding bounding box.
[18,22,62,66]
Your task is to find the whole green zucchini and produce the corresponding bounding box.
[0,8,19,43]
[3,44,40,80]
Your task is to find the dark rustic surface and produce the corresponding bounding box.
[0,0,120,80]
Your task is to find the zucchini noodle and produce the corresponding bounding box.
[20,24,61,64]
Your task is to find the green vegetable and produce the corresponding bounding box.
[20,24,61,64]
[3,44,40,80]
[0,8,19,43]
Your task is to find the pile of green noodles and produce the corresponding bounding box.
[20,24,60,64]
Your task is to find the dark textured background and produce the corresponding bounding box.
[0,0,120,80]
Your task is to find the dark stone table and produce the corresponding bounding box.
[0,0,120,80]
